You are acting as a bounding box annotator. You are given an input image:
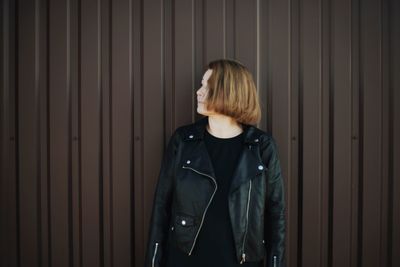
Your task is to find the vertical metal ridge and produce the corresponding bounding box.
[297,0,303,266]
[256,0,260,95]
[171,0,175,126]
[348,0,354,265]
[232,0,235,58]
[66,0,75,265]
[139,0,144,259]
[131,0,143,264]
[356,0,363,265]
[45,0,52,264]
[14,0,22,265]
[38,0,50,263]
[191,0,195,122]
[108,0,114,264]
[35,0,43,266]
[386,1,394,266]
[77,0,83,265]
[389,3,400,265]
[318,0,323,263]
[162,0,165,86]
[377,0,385,260]
[350,0,360,266]
[128,0,134,265]
[266,0,272,134]
[222,0,226,58]
[167,0,172,126]
[202,0,206,65]
[162,0,165,132]
[98,0,105,266]
[326,0,334,265]
[378,0,384,264]
[378,0,389,265]
[0,0,11,263]
[287,0,293,266]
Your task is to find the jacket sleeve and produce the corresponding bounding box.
[144,130,180,267]
[262,136,286,267]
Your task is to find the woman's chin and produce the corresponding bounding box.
[196,107,207,116]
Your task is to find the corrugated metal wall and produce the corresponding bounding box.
[1,0,399,266]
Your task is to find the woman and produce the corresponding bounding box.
[144,59,285,267]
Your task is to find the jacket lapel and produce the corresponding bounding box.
[181,139,216,179]
[229,143,266,194]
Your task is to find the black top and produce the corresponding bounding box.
[165,128,262,267]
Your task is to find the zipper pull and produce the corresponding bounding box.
[239,253,246,264]
[273,255,277,267]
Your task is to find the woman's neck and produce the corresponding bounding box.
[206,115,243,138]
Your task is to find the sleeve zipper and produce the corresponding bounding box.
[152,242,159,267]
[273,255,277,267]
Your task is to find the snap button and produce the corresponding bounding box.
[188,134,194,139]
[181,220,186,225]
[171,226,174,231]
[254,138,259,142]
[258,165,264,170]
[262,239,265,244]
[186,160,191,164]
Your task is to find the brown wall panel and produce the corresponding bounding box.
[204,0,224,65]
[18,0,39,266]
[235,0,257,79]
[81,0,102,266]
[70,0,80,265]
[331,0,353,266]
[350,1,361,266]
[300,0,325,266]
[267,0,294,266]
[111,0,134,265]
[360,0,384,266]
[174,0,195,125]
[48,0,71,266]
[1,0,399,266]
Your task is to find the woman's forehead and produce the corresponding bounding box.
[202,69,213,81]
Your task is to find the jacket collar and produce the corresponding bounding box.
[182,116,262,145]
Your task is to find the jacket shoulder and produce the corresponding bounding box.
[248,125,274,144]
[249,126,280,158]
[174,121,197,138]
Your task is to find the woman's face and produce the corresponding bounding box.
[196,69,215,116]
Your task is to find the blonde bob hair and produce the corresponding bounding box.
[204,59,261,125]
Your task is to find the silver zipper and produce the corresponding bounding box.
[152,242,159,267]
[239,179,252,264]
[273,255,277,267]
[182,166,218,256]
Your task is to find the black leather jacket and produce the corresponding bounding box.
[144,117,285,267]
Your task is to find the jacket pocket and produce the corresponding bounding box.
[173,213,198,253]
[175,214,195,227]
